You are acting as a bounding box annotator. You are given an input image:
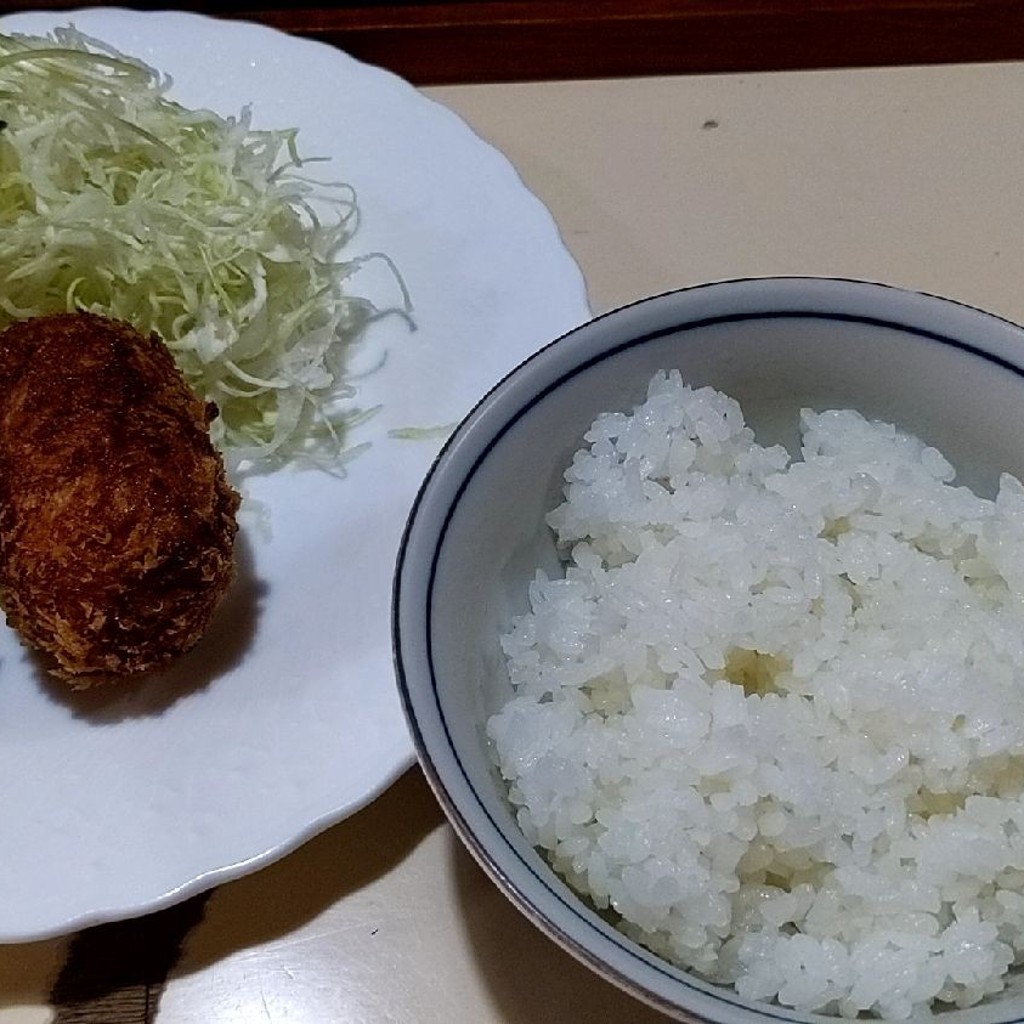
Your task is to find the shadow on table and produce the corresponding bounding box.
[16,769,439,1022]
[29,767,670,1021]
[173,766,443,972]
[449,831,674,1023]
[0,933,68,1011]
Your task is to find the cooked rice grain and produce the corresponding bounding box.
[487,370,1024,1019]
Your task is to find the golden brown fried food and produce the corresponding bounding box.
[0,312,240,686]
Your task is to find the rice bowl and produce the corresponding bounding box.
[393,277,1024,1023]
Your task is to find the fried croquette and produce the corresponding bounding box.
[0,312,240,686]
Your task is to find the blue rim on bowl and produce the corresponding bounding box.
[393,277,1024,1023]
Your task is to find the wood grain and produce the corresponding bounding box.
[1,0,1022,84]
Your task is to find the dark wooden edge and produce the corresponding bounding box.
[2,1,1023,86]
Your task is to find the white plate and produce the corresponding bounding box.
[0,7,590,941]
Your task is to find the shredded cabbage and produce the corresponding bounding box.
[0,26,410,472]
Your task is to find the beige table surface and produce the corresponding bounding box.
[4,59,1024,1023]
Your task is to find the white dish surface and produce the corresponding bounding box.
[0,7,590,941]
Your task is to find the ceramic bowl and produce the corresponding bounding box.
[392,277,1024,1022]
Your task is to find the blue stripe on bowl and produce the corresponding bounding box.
[396,298,1024,1024]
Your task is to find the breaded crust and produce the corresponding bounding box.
[0,312,240,686]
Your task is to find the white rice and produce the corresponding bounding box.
[486,369,1024,1019]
